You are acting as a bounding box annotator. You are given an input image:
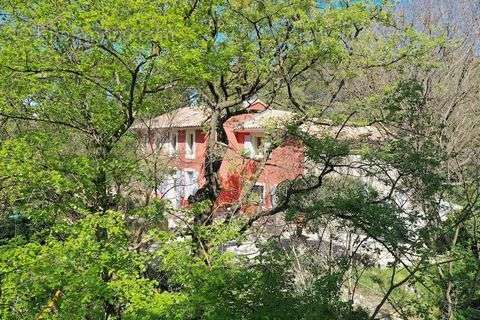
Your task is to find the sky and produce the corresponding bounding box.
[397,0,480,41]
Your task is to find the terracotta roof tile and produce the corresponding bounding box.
[132,106,210,129]
[133,105,383,142]
[301,122,383,141]
[236,109,295,130]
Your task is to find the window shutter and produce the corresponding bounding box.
[182,170,199,197]
[169,131,178,155]
[175,170,185,199]
[185,130,195,159]
[159,174,178,207]
[244,134,254,156]
[271,185,278,207]
[192,171,199,195]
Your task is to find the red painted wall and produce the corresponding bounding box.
[170,114,303,209]
[145,102,304,209]
[173,129,207,182]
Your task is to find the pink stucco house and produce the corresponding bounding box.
[134,101,304,210]
[134,100,382,211]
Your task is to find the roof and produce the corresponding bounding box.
[132,106,210,129]
[301,122,383,141]
[236,109,382,141]
[132,100,267,130]
[235,109,295,131]
[132,104,383,141]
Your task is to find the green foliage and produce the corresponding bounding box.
[0,208,371,319]
[303,134,351,161]
[358,266,441,319]
[278,176,410,248]
[0,0,473,319]
[0,212,156,319]
[362,136,446,201]
[382,79,425,122]
[154,232,369,320]
[0,134,94,230]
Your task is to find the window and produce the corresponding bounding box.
[154,131,168,151]
[253,136,263,157]
[245,134,266,159]
[252,184,265,206]
[185,130,195,159]
[271,185,278,208]
[184,170,198,197]
[169,131,178,155]
[159,169,198,207]
[158,173,179,207]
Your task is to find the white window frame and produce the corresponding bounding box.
[183,168,198,198]
[185,129,196,160]
[158,173,179,207]
[169,130,179,156]
[252,135,264,158]
[245,133,266,159]
[271,185,278,208]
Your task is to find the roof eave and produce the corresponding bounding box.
[234,127,265,133]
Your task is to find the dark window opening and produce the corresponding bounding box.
[252,185,264,205]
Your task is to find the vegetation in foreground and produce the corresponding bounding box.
[0,0,479,319]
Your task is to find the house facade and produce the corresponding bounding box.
[134,100,383,211]
[134,101,305,209]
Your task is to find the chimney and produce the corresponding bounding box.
[243,99,268,112]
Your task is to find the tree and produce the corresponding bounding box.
[0,0,463,319]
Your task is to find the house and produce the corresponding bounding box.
[133,101,305,209]
[133,100,382,211]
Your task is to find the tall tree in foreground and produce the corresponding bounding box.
[0,0,457,319]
